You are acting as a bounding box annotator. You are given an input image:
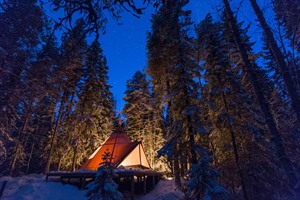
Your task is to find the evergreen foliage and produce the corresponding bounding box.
[273,0,300,53]
[45,20,116,172]
[196,14,262,199]
[147,0,207,189]
[122,71,165,170]
[0,0,46,175]
[0,2,115,174]
[86,150,123,200]
[187,146,229,200]
[222,0,299,198]
[1,0,300,199]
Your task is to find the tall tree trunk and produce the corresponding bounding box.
[173,145,182,189]
[186,102,197,164]
[44,93,66,174]
[223,0,299,197]
[229,129,249,200]
[57,155,62,171]
[72,146,77,172]
[10,99,33,175]
[249,0,300,123]
[166,79,182,188]
[218,74,249,200]
[26,143,34,174]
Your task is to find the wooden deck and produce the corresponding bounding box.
[46,170,163,200]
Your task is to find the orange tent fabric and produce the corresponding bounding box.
[81,129,151,170]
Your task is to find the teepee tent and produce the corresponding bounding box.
[82,128,151,170]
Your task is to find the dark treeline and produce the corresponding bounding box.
[1,0,300,199]
[0,0,115,175]
[142,0,300,199]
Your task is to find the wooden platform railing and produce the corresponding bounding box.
[46,170,163,200]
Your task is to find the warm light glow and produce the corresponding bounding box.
[118,144,150,168]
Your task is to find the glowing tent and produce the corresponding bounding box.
[82,128,151,170]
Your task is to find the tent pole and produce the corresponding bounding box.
[139,143,142,167]
[110,132,118,164]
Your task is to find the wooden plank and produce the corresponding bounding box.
[131,175,135,200]
[143,175,147,194]
[45,170,162,193]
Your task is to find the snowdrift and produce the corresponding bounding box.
[0,174,184,200]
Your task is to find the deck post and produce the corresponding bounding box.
[131,175,135,200]
[143,175,147,194]
[152,175,155,188]
[79,177,84,189]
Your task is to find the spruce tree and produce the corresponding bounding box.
[122,71,165,170]
[222,0,299,197]
[196,14,266,199]
[72,40,115,170]
[0,0,46,175]
[187,146,229,200]
[147,0,186,187]
[147,0,207,188]
[249,0,300,125]
[44,18,88,173]
[273,0,300,53]
[122,71,152,141]
[86,150,123,200]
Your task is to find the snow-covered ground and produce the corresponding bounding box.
[0,174,184,200]
[136,178,184,200]
[0,174,86,200]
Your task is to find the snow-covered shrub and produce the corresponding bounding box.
[85,150,123,200]
[187,146,229,200]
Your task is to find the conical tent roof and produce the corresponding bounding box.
[82,128,151,170]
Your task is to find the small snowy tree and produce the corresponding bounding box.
[85,150,123,200]
[187,146,229,200]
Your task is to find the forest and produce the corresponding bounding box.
[0,0,300,199]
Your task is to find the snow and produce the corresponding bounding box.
[0,174,86,200]
[0,175,184,200]
[137,178,184,200]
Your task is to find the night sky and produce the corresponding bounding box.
[100,0,212,113]
[99,0,265,113]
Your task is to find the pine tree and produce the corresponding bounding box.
[187,146,229,200]
[122,71,152,141]
[222,0,299,197]
[71,40,115,171]
[44,18,88,173]
[0,0,46,175]
[196,14,268,199]
[273,0,300,53]
[147,1,185,187]
[271,0,300,101]
[147,0,207,188]
[19,29,61,174]
[86,150,123,200]
[249,0,300,126]
[122,71,165,170]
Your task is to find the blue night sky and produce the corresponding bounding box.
[100,0,213,113]
[99,0,265,113]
